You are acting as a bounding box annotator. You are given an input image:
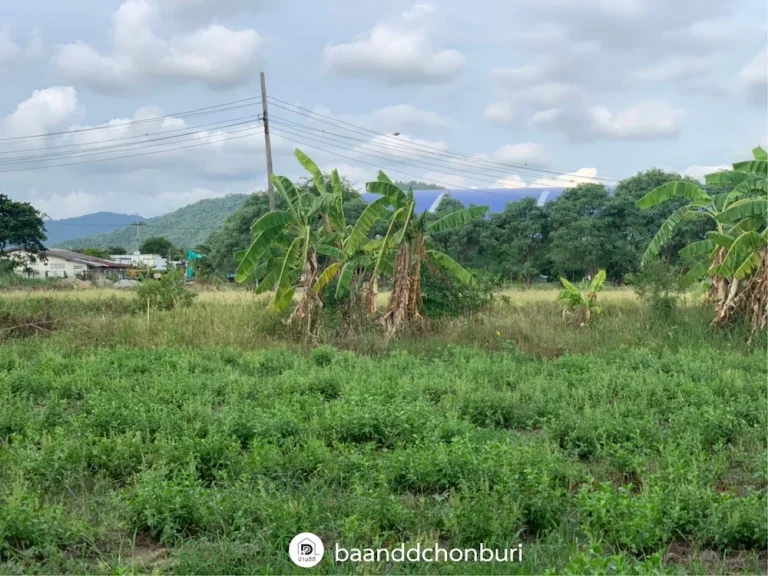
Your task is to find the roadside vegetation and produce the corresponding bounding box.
[0,148,765,574]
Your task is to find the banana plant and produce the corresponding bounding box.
[362,171,488,334]
[637,146,767,330]
[234,149,345,336]
[557,270,606,325]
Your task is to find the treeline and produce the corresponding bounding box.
[204,170,721,284]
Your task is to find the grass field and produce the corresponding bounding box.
[0,288,766,574]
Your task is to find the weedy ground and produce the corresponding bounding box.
[0,289,766,574]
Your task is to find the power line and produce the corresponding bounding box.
[271,122,512,188]
[0,114,261,158]
[272,129,526,195]
[267,95,620,185]
[270,115,592,186]
[0,127,264,173]
[0,117,261,166]
[0,97,261,143]
[272,122,589,194]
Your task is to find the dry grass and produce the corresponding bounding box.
[0,286,639,306]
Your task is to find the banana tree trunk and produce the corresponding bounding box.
[407,234,424,320]
[289,247,322,339]
[381,243,412,336]
[364,277,378,316]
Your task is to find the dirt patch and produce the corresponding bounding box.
[663,541,767,574]
[128,535,168,570]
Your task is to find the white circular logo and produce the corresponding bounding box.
[289,532,324,568]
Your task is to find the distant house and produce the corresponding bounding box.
[8,249,130,279]
[111,252,168,271]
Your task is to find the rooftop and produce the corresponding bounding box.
[361,187,567,214]
[42,249,130,268]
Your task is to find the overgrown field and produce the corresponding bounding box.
[0,293,766,574]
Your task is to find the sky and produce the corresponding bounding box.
[0,0,766,219]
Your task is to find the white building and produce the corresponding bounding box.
[111,252,168,271]
[8,249,130,279]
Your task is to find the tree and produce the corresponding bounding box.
[394,181,446,191]
[362,174,487,335]
[607,169,712,277]
[637,146,768,334]
[207,193,281,276]
[235,150,349,337]
[140,236,175,256]
[0,194,47,269]
[492,198,549,285]
[107,245,128,255]
[546,184,616,281]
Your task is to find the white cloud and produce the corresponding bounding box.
[355,133,447,161]
[531,167,600,188]
[485,102,515,124]
[0,25,21,65]
[589,100,683,140]
[632,54,714,82]
[0,86,83,138]
[741,49,767,105]
[320,162,374,191]
[25,27,46,60]
[323,19,463,85]
[156,0,267,25]
[303,103,455,135]
[491,143,550,166]
[368,104,456,131]
[530,108,562,126]
[54,0,261,91]
[402,2,434,21]
[493,174,527,189]
[421,171,467,189]
[683,164,729,181]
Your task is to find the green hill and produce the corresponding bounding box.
[56,194,250,252]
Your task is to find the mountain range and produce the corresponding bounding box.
[44,212,143,246]
[52,194,250,251]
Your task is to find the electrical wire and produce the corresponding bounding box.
[0,97,261,143]
[0,127,264,174]
[271,121,515,188]
[0,114,261,158]
[271,122,589,194]
[267,96,619,184]
[272,128,539,196]
[270,115,594,187]
[0,117,262,166]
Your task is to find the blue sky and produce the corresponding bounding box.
[1,0,766,218]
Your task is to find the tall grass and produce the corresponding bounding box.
[3,287,759,358]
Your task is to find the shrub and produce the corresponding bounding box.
[420,266,495,319]
[625,258,681,323]
[134,269,196,311]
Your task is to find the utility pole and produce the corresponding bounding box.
[132,221,145,253]
[260,71,275,211]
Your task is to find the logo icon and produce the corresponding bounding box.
[289,532,324,568]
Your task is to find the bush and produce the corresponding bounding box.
[625,259,681,322]
[134,269,196,311]
[420,266,496,319]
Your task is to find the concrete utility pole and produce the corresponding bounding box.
[260,71,275,211]
[132,221,145,252]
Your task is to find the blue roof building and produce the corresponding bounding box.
[362,187,566,214]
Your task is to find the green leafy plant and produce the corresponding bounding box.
[134,269,196,311]
[625,258,682,322]
[637,146,767,333]
[359,172,488,334]
[557,269,606,324]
